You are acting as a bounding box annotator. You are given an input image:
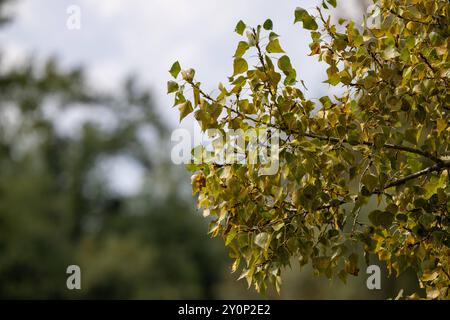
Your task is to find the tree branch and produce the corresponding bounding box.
[383,161,450,190]
[388,8,437,26]
[188,81,445,165]
[301,131,444,164]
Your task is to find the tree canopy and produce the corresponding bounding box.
[169,0,450,299]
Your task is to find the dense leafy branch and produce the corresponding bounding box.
[300,131,445,164]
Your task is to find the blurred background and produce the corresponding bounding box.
[0,0,422,299]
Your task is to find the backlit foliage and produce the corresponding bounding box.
[168,0,449,299]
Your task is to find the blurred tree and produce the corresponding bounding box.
[0,0,230,299]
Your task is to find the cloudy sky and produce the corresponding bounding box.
[0,0,364,194]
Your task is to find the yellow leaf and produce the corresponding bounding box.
[436,118,446,134]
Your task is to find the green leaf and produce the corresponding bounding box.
[361,173,378,192]
[294,7,318,30]
[173,91,186,107]
[268,69,281,88]
[167,80,178,94]
[234,41,249,58]
[373,132,386,149]
[233,57,248,76]
[225,229,237,246]
[178,100,193,122]
[284,69,297,85]
[277,55,292,73]
[419,213,435,228]
[319,96,332,108]
[263,19,273,30]
[405,128,418,144]
[369,210,394,228]
[169,61,181,78]
[266,39,285,53]
[269,32,279,41]
[326,0,337,8]
[235,20,246,35]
